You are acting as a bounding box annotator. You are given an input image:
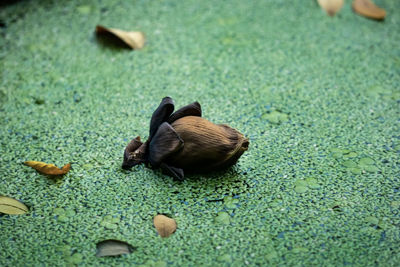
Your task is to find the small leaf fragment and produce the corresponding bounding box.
[262,110,289,124]
[317,0,344,16]
[358,157,378,172]
[77,5,91,14]
[58,215,68,222]
[294,179,308,187]
[342,160,357,168]
[305,178,320,189]
[96,25,145,50]
[391,201,400,208]
[343,152,358,158]
[349,167,362,175]
[224,196,239,209]
[24,161,71,175]
[0,196,28,215]
[294,185,308,193]
[265,250,278,260]
[359,157,374,165]
[332,152,343,159]
[96,239,135,257]
[352,0,386,20]
[217,254,232,263]
[153,214,177,237]
[363,165,379,173]
[214,212,231,225]
[100,215,120,230]
[365,216,379,225]
[340,149,351,154]
[292,247,309,253]
[53,207,65,215]
[67,253,83,264]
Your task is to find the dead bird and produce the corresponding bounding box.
[122,97,249,180]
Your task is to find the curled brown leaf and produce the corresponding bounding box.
[153,214,177,238]
[96,25,145,50]
[352,0,386,20]
[24,161,71,175]
[317,0,344,16]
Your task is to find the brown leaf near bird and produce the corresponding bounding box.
[24,161,71,175]
[153,214,177,238]
[352,0,386,20]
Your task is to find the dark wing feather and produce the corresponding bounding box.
[160,163,184,180]
[167,102,201,123]
[149,97,174,141]
[148,122,184,168]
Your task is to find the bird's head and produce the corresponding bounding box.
[122,136,147,169]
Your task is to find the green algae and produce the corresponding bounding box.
[0,0,399,266]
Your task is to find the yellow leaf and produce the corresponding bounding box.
[0,196,28,215]
[153,214,177,237]
[95,25,145,50]
[317,0,344,16]
[24,161,71,175]
[352,0,386,20]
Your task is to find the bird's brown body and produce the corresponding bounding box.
[168,116,248,172]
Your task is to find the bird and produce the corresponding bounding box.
[122,97,249,180]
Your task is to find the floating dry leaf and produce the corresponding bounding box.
[96,25,145,50]
[24,161,71,175]
[153,214,177,238]
[352,0,386,20]
[0,196,28,215]
[96,239,135,257]
[317,0,344,16]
